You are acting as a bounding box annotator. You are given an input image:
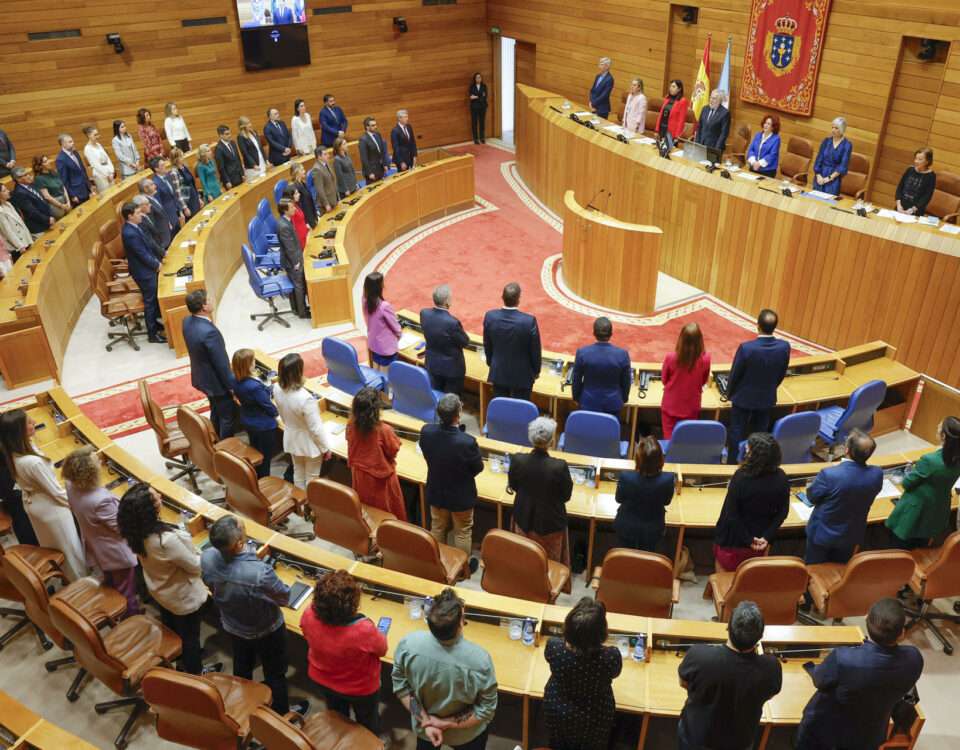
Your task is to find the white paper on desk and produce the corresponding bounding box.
[602,125,625,135]
[918,215,939,226]
[327,422,346,436]
[726,165,741,172]
[894,212,918,224]
[574,111,593,118]
[735,172,763,181]
[203,209,215,217]
[877,477,902,500]
[806,189,838,200]
[791,501,813,521]
[397,333,419,351]
[173,276,189,291]
[877,208,897,219]
[631,136,657,145]
[595,493,618,518]
[178,241,195,249]
[940,223,960,235]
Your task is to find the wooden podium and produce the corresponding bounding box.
[561,190,663,314]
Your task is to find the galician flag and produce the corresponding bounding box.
[691,34,712,120]
[718,35,732,108]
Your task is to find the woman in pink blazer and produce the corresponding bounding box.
[362,272,401,373]
[661,323,711,439]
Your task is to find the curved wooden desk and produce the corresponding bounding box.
[562,189,662,313]
[516,84,960,387]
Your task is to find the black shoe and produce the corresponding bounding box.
[148,334,167,343]
[201,662,224,674]
[481,138,486,144]
[474,139,480,144]
[469,557,479,574]
[289,700,309,718]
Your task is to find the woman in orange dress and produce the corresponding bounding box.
[346,387,407,521]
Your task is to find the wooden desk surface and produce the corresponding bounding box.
[0,689,41,739]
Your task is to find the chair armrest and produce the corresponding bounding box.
[855,188,866,201]
[672,578,680,603]
[589,566,602,590]
[282,710,306,727]
[793,170,810,186]
[943,212,958,225]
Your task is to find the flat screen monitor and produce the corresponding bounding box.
[237,0,310,71]
[679,138,722,165]
[237,0,306,28]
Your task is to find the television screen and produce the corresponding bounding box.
[237,0,307,28]
[240,23,311,71]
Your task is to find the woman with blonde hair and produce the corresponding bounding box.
[660,322,711,439]
[169,146,201,215]
[195,144,222,202]
[163,101,191,152]
[237,115,267,181]
[232,348,280,478]
[273,352,332,489]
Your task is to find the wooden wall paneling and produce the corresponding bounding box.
[515,41,537,88]
[911,377,960,443]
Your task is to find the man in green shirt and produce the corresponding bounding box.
[392,588,498,749]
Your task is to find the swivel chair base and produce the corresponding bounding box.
[251,297,296,331]
[906,602,959,655]
[95,695,147,750]
[106,314,148,353]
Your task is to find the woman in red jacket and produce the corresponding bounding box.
[661,322,711,439]
[654,79,689,147]
[282,184,309,248]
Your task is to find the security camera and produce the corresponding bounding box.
[106,33,125,54]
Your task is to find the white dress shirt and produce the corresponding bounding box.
[164,115,192,144]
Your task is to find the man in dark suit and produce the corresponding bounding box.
[149,158,185,231]
[359,117,390,184]
[310,146,339,213]
[319,94,348,147]
[182,289,237,438]
[482,282,542,400]
[695,89,730,154]
[390,109,418,173]
[264,108,292,166]
[137,178,174,250]
[0,129,16,178]
[795,598,923,750]
[420,284,470,395]
[571,316,631,417]
[419,394,483,569]
[271,0,294,24]
[276,198,308,318]
[589,57,614,119]
[214,125,244,189]
[130,196,165,259]
[725,309,790,463]
[120,202,165,344]
[10,168,54,237]
[55,133,92,205]
[804,429,883,564]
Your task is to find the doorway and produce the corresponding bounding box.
[499,37,516,144]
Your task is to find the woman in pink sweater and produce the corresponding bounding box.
[362,271,401,373]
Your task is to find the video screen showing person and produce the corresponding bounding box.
[237,0,307,28]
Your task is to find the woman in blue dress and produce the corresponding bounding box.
[746,114,781,177]
[812,116,853,195]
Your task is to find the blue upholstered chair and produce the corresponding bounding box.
[816,379,887,447]
[322,337,386,396]
[388,362,443,422]
[306,170,318,204]
[273,178,289,207]
[558,410,628,459]
[245,222,281,273]
[737,411,822,463]
[659,420,727,464]
[241,246,295,330]
[256,198,279,239]
[483,398,539,447]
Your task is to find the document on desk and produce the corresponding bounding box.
[632,136,657,145]
[735,172,763,181]
[791,501,813,521]
[894,212,918,224]
[595,493,618,518]
[918,215,939,227]
[603,125,627,136]
[397,333,420,351]
[174,276,189,291]
[940,223,960,235]
[877,477,902,500]
[574,111,594,118]
[805,189,839,201]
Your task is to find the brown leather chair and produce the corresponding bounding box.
[840,153,870,200]
[644,98,663,133]
[305,478,395,558]
[48,597,182,749]
[376,519,469,584]
[706,556,809,625]
[93,240,138,293]
[142,666,272,750]
[680,107,697,140]
[0,543,64,651]
[89,257,147,353]
[925,171,960,223]
[176,405,263,500]
[593,548,678,617]
[806,550,916,623]
[779,137,813,185]
[250,705,383,750]
[726,125,751,166]
[905,531,960,654]
[213,449,312,540]
[480,529,569,604]
[138,379,199,488]
[99,218,128,266]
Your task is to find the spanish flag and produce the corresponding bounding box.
[691,35,712,120]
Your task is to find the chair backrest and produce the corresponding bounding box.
[376,520,447,583]
[247,216,269,257]
[99,218,126,261]
[832,379,887,443]
[721,556,809,625]
[388,361,439,422]
[2,548,61,645]
[840,153,870,199]
[88,257,110,307]
[322,337,368,396]
[563,410,622,458]
[771,411,821,463]
[780,137,812,180]
[306,170,317,203]
[920,532,960,601]
[250,706,384,750]
[257,198,279,235]
[824,550,916,619]
[241,244,265,295]
[305,479,374,556]
[0,544,22,603]
[177,405,221,482]
[48,596,129,694]
[595,548,676,617]
[644,99,663,132]
[480,529,552,603]
[138,379,173,455]
[729,125,751,157]
[214,450,271,525]
[664,420,726,464]
[142,667,246,749]
[485,398,538,446]
[925,172,960,220]
[274,179,289,207]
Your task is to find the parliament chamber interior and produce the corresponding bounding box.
[2,1,960,748]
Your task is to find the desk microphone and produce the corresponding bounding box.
[585,188,606,211]
[549,105,564,114]
[601,191,614,212]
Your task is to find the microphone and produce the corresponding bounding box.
[601,191,613,212]
[585,188,606,211]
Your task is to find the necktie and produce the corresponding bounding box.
[402,126,409,139]
[371,135,380,152]
[70,151,81,169]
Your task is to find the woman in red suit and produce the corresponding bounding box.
[661,323,711,439]
[654,79,689,147]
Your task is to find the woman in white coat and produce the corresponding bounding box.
[82,125,116,194]
[0,409,86,580]
[290,98,317,156]
[273,352,332,489]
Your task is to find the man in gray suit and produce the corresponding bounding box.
[276,199,309,318]
[310,146,339,213]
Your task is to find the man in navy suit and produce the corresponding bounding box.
[319,94,348,147]
[804,429,884,564]
[55,133,92,205]
[482,282,542,400]
[420,285,470,395]
[725,309,790,463]
[589,57,615,119]
[149,159,185,231]
[390,109,418,173]
[795,598,923,750]
[264,108,292,166]
[182,289,237,438]
[419,394,484,569]
[271,0,294,24]
[10,168,54,237]
[695,89,730,153]
[571,316,631,417]
[359,117,390,184]
[137,179,173,250]
[120,202,165,344]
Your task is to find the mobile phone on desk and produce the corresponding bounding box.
[377,616,392,634]
[796,491,813,507]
